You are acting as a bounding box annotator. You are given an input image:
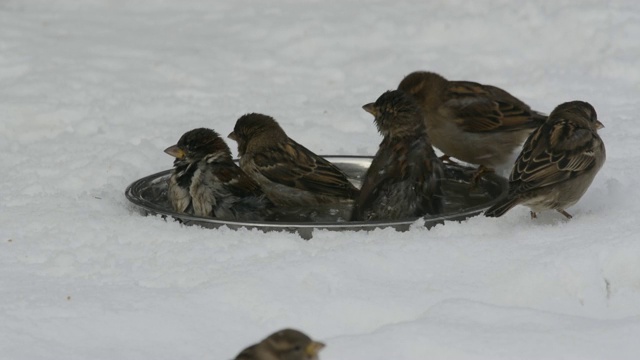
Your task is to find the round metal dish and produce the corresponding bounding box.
[125,156,507,239]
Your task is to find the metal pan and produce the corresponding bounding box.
[125,156,507,239]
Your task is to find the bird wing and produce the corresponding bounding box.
[213,162,266,198]
[509,119,600,193]
[252,139,359,199]
[352,146,400,220]
[353,139,444,220]
[442,81,546,133]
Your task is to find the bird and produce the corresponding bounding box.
[397,71,547,179]
[228,113,359,207]
[351,89,445,221]
[484,100,606,219]
[234,328,325,360]
[164,128,273,221]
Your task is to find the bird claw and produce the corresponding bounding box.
[470,165,494,189]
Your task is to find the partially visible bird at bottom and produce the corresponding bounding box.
[484,100,606,219]
[164,128,273,221]
[234,329,325,360]
[352,89,445,221]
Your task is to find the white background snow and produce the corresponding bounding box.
[1,0,639,359]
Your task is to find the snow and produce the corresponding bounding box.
[1,0,639,359]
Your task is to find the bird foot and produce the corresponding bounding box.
[470,165,494,189]
[557,209,573,219]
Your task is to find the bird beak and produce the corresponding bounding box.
[228,131,237,141]
[305,341,325,357]
[164,145,186,159]
[362,103,378,116]
[595,120,604,129]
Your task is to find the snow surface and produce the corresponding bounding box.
[1,0,640,359]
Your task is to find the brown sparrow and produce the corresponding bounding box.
[352,90,445,221]
[485,101,606,219]
[234,329,325,360]
[397,71,547,176]
[164,128,273,221]
[228,113,359,207]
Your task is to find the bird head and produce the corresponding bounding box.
[363,90,425,139]
[228,113,287,156]
[549,101,604,131]
[164,128,232,166]
[263,329,325,360]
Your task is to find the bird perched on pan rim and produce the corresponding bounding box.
[398,71,547,179]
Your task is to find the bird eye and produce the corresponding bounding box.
[293,345,302,352]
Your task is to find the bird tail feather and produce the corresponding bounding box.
[484,197,520,218]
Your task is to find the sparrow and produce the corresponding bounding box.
[397,71,547,177]
[164,128,273,221]
[351,89,445,221]
[234,329,325,360]
[484,101,606,219]
[228,113,359,207]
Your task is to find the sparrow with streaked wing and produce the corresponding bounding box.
[164,128,273,221]
[485,101,606,219]
[398,71,547,179]
[228,113,359,207]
